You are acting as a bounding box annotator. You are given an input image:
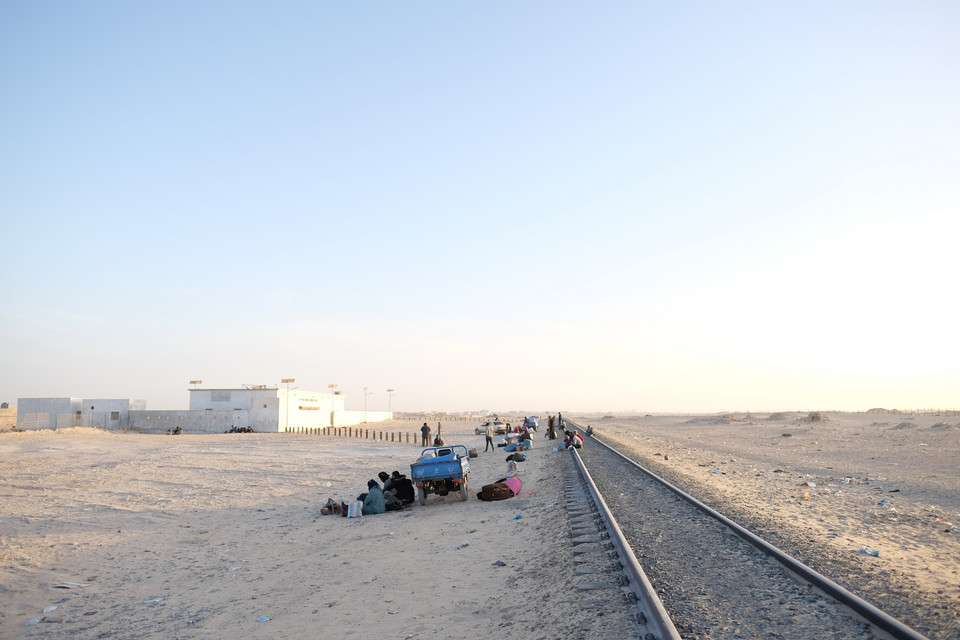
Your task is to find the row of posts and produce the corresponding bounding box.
[284,426,421,443]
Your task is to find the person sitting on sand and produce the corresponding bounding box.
[383,489,403,511]
[361,479,385,515]
[518,427,532,448]
[389,471,415,504]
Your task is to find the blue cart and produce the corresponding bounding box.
[409,445,470,505]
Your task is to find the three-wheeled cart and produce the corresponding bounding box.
[409,445,470,505]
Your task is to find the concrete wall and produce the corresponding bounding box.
[17,398,82,429]
[17,398,143,430]
[81,399,137,429]
[130,410,279,434]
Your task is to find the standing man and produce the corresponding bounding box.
[484,420,496,452]
[421,422,431,447]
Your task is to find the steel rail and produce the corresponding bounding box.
[569,444,682,640]
[570,422,931,640]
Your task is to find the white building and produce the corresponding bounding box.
[19,385,392,434]
[16,397,146,430]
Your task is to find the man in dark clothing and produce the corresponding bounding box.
[420,422,430,446]
[390,470,416,504]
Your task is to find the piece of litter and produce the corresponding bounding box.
[26,617,43,626]
[54,598,70,604]
[712,469,723,474]
[364,577,377,583]
[257,616,271,622]
[386,609,399,614]
[493,561,506,567]
[859,547,880,557]
[455,541,469,550]
[143,597,164,604]
[228,567,241,572]
[42,606,58,613]
[513,514,522,520]
[54,582,90,588]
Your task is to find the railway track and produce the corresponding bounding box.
[558,423,931,640]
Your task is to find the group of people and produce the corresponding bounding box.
[226,426,255,433]
[324,470,416,517]
[560,429,584,449]
[165,426,183,435]
[484,422,535,452]
[324,414,590,515]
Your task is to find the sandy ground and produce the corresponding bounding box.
[1,423,582,640]
[577,411,960,638]
[3,412,957,638]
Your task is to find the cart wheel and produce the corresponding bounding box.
[459,477,468,501]
[417,486,426,506]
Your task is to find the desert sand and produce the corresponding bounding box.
[1,422,582,639]
[2,412,957,639]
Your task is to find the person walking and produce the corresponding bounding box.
[484,420,496,452]
[420,422,431,447]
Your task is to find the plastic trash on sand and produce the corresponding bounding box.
[513,514,522,520]
[257,616,271,622]
[859,547,880,557]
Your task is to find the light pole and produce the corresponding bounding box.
[364,386,372,423]
[281,378,295,432]
[328,383,338,427]
[386,388,395,415]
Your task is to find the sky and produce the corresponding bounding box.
[2,1,958,414]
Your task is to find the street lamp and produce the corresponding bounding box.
[328,384,338,426]
[281,378,295,432]
[386,388,395,414]
[364,386,373,423]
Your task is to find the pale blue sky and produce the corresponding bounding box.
[2,2,957,413]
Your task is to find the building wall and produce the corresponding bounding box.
[189,388,345,431]
[18,392,390,433]
[130,410,280,434]
[189,388,274,411]
[81,399,138,429]
[17,398,142,430]
[17,398,82,429]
